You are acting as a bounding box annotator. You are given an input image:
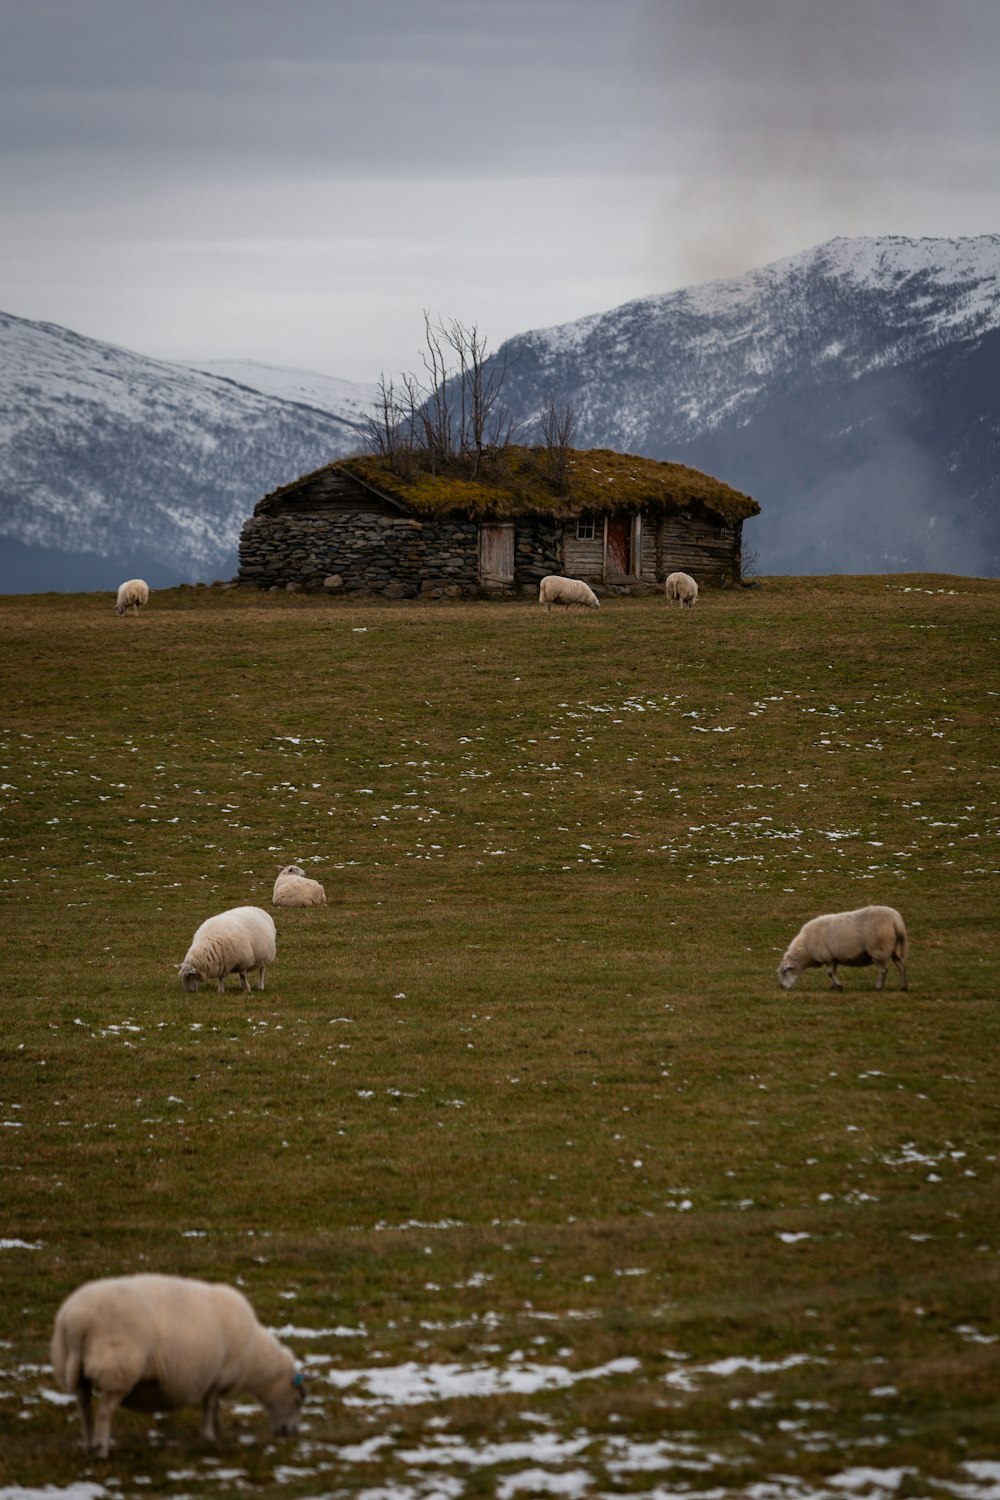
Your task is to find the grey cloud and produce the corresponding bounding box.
[0,0,656,178]
[2,0,999,375]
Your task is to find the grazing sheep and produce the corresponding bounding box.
[777,905,908,992]
[115,579,149,617]
[664,571,698,608]
[272,864,327,908]
[51,1273,305,1457]
[539,575,600,611]
[178,905,276,993]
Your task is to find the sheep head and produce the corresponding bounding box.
[178,961,203,993]
[266,1369,306,1436]
[776,958,800,990]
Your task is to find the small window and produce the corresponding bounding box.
[576,517,596,541]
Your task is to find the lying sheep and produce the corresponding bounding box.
[539,575,600,611]
[51,1273,304,1457]
[664,571,698,608]
[777,905,908,992]
[178,905,276,993]
[115,579,149,617]
[272,864,327,908]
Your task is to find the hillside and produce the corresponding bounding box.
[1,578,997,1494]
[495,235,1000,576]
[0,312,362,590]
[182,358,378,424]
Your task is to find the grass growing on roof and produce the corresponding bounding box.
[0,573,998,1497]
[336,444,760,522]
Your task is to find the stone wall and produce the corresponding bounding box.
[514,520,563,591]
[238,510,564,598]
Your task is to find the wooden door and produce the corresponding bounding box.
[478,522,515,585]
[606,513,632,576]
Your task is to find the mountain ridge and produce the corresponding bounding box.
[2,233,998,589]
[493,233,1000,576]
[178,359,378,424]
[0,311,363,590]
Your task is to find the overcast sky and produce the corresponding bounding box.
[2,0,1000,380]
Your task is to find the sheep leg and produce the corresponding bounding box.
[92,1388,125,1458]
[875,962,888,991]
[238,971,251,994]
[201,1389,220,1442]
[825,962,843,991]
[217,977,226,993]
[258,966,266,991]
[76,1377,94,1449]
[894,954,908,991]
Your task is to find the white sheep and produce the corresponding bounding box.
[539,575,600,611]
[51,1273,304,1457]
[664,571,698,608]
[272,864,327,908]
[777,905,909,992]
[115,579,149,617]
[178,905,276,993]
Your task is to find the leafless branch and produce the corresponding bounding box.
[538,392,575,493]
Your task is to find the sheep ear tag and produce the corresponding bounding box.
[293,1371,305,1388]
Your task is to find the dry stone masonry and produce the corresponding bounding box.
[239,511,563,598]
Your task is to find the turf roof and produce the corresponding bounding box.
[260,447,759,525]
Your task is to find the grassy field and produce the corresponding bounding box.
[1,575,998,1500]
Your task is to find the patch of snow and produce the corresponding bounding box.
[325,1355,640,1406]
[496,1470,591,1499]
[828,1468,915,1492]
[0,1489,108,1500]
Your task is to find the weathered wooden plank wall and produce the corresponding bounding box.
[562,531,605,577]
[564,512,743,586]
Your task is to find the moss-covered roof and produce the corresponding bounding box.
[259,447,760,524]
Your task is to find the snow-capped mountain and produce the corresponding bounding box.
[4,235,999,591]
[0,313,364,591]
[499,235,1000,576]
[181,359,378,425]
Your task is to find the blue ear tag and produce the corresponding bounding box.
[293,1371,305,1388]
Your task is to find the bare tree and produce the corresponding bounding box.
[364,373,425,479]
[362,312,519,481]
[363,374,402,466]
[740,534,761,582]
[538,392,575,493]
[398,372,425,472]
[419,311,453,473]
[439,319,513,476]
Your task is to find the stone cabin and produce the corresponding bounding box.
[238,447,760,599]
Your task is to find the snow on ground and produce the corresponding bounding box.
[0,1488,109,1500]
[8,1339,1000,1499]
[323,1354,639,1406]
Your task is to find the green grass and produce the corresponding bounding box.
[1,574,998,1497]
